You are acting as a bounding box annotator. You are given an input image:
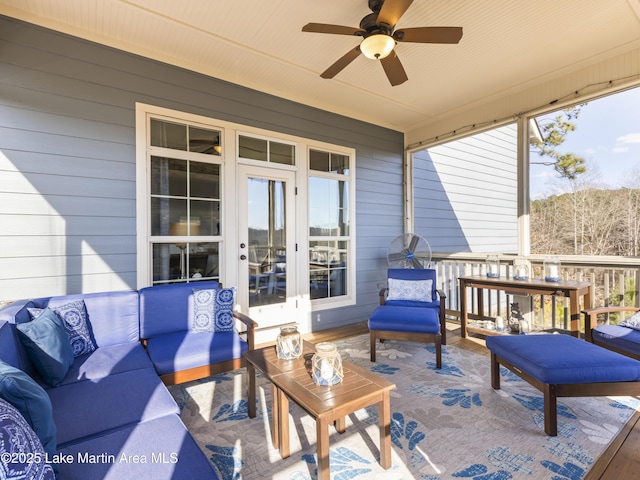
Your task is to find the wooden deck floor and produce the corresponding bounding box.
[266,320,640,480]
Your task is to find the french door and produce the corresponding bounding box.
[237,165,297,335]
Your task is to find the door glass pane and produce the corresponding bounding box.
[270,141,295,165]
[248,177,286,307]
[239,135,268,161]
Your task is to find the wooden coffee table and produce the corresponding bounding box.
[243,340,395,480]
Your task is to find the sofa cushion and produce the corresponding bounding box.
[139,281,220,339]
[486,334,640,384]
[0,360,57,463]
[57,414,218,479]
[146,331,248,375]
[593,324,640,357]
[46,291,140,348]
[49,367,179,447]
[0,398,56,480]
[16,309,74,387]
[191,287,236,333]
[56,342,154,386]
[369,305,440,335]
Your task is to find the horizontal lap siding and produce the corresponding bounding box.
[413,124,518,253]
[0,16,403,331]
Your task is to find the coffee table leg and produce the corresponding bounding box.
[316,416,331,480]
[335,416,346,433]
[379,390,392,469]
[271,383,279,449]
[277,388,290,458]
[247,363,256,418]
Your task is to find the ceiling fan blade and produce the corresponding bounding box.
[395,26,463,44]
[377,0,413,28]
[302,23,365,36]
[320,46,362,79]
[380,51,408,86]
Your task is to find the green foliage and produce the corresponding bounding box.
[531,106,587,180]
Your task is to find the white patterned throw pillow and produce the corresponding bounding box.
[192,287,236,333]
[387,278,433,303]
[619,311,640,330]
[27,300,97,357]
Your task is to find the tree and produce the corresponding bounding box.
[531,106,587,180]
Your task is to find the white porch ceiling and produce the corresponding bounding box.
[2,0,640,134]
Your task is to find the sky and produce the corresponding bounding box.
[530,86,640,199]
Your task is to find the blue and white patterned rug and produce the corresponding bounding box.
[168,334,640,479]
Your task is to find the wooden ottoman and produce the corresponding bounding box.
[486,334,640,436]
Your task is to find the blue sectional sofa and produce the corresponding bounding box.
[0,282,256,479]
[583,306,640,360]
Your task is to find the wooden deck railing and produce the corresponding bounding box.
[431,253,640,332]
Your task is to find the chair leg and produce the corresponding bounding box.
[370,331,377,362]
[435,334,442,369]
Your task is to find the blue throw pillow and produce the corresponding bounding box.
[16,308,74,387]
[28,300,97,357]
[0,398,56,479]
[620,311,640,330]
[191,287,236,333]
[0,361,57,471]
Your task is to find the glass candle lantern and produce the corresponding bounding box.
[486,254,500,278]
[512,257,530,281]
[276,326,302,360]
[543,256,562,282]
[311,342,343,386]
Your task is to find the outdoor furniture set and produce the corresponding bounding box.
[0,281,255,479]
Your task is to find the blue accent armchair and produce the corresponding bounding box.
[368,268,446,368]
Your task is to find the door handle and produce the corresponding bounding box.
[240,255,247,260]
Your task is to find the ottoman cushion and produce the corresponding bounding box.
[486,334,640,385]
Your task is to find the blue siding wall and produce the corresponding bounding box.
[412,124,518,253]
[0,16,404,329]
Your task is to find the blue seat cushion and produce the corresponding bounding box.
[592,325,640,357]
[369,305,440,334]
[486,334,640,384]
[56,342,154,386]
[57,414,218,480]
[48,367,178,447]
[146,331,248,376]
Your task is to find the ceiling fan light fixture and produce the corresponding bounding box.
[360,34,395,59]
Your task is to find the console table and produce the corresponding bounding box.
[458,275,592,338]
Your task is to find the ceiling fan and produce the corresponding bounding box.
[302,0,462,86]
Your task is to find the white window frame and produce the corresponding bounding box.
[135,103,356,310]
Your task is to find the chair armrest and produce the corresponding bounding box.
[234,311,258,350]
[436,289,447,301]
[379,288,388,306]
[582,306,640,343]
